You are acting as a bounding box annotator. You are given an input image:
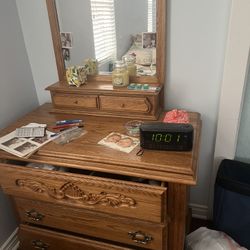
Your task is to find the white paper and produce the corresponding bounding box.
[0,123,54,158]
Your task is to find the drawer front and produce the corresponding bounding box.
[0,164,166,223]
[15,197,166,250]
[53,93,98,109]
[19,224,133,250]
[99,96,151,113]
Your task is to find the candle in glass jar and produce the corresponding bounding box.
[123,55,137,76]
[112,61,129,87]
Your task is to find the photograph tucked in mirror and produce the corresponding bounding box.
[55,0,157,78]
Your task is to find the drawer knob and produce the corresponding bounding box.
[31,239,49,249]
[128,231,153,245]
[74,100,78,104]
[25,209,44,221]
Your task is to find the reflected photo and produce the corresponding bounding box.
[142,32,156,48]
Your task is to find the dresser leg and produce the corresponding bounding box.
[167,183,188,250]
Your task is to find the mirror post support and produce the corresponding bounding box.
[46,0,65,82]
[45,0,166,120]
[156,0,166,86]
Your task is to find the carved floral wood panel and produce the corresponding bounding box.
[16,179,136,208]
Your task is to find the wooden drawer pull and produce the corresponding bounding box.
[25,209,44,221]
[128,231,153,245]
[31,239,49,249]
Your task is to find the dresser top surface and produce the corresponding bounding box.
[0,104,201,185]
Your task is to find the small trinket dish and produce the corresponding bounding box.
[125,120,143,137]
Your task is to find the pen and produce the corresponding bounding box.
[52,123,82,130]
[56,119,82,125]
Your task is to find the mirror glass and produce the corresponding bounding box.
[55,0,157,77]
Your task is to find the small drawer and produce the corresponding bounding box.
[15,197,166,249]
[18,224,133,250]
[0,163,167,223]
[99,96,151,113]
[52,93,98,109]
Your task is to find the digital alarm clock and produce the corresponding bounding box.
[140,122,193,151]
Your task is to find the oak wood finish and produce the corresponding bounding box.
[0,164,166,223]
[46,0,166,85]
[46,0,64,82]
[15,197,165,249]
[52,93,99,110]
[45,0,166,119]
[0,104,201,185]
[47,82,162,120]
[0,104,201,250]
[19,224,133,250]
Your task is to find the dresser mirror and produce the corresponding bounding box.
[46,0,166,85]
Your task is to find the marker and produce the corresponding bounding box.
[52,123,82,130]
[50,133,60,137]
[56,119,82,125]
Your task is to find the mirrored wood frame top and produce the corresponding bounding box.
[46,0,166,86]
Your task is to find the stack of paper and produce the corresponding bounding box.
[0,123,54,158]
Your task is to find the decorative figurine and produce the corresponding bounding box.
[84,58,98,75]
[66,66,87,87]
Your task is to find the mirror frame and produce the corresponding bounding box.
[46,0,166,86]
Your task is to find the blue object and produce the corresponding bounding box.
[56,119,82,125]
[213,159,250,249]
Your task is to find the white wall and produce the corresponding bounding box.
[165,0,232,214]
[56,0,95,67]
[0,0,39,246]
[17,0,232,218]
[115,0,148,58]
[16,0,58,105]
[236,65,250,162]
[210,0,250,217]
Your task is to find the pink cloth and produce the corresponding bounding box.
[163,109,189,123]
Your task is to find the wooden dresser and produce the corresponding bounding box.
[0,103,201,250]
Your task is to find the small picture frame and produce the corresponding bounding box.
[60,32,73,48]
[62,48,70,61]
[142,32,156,48]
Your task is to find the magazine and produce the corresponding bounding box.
[0,123,54,158]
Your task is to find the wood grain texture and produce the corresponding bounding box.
[46,0,65,82]
[0,164,166,223]
[0,102,201,250]
[19,224,133,250]
[53,93,99,109]
[15,197,165,249]
[45,0,166,119]
[45,0,166,85]
[47,82,162,120]
[167,183,189,250]
[0,103,201,185]
[99,95,151,113]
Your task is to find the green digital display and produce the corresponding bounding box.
[151,133,181,143]
[140,123,194,151]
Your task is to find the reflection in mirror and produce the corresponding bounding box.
[55,0,157,77]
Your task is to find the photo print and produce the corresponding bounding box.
[60,32,73,48]
[98,132,140,153]
[142,32,156,48]
[62,48,70,61]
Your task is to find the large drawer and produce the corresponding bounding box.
[52,93,99,109]
[18,224,133,250]
[99,95,152,113]
[15,197,166,249]
[0,163,167,223]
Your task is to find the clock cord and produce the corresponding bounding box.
[136,148,144,156]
